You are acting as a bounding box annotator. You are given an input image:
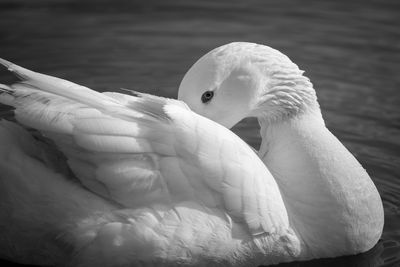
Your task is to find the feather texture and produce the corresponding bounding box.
[0,42,384,266]
[0,58,288,237]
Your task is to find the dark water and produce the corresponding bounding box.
[0,0,399,266]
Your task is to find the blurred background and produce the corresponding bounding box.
[0,0,399,266]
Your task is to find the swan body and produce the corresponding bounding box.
[0,42,383,266]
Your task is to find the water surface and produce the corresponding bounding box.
[0,0,399,266]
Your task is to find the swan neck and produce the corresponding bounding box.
[258,109,324,157]
[257,111,384,259]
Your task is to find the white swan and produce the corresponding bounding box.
[0,42,383,267]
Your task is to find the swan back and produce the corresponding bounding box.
[0,57,303,266]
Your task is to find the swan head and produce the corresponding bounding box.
[178,42,320,128]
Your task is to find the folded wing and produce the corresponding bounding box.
[0,58,288,235]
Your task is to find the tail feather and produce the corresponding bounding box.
[0,58,13,68]
[0,58,149,123]
[0,58,119,110]
[0,83,15,106]
[0,83,12,91]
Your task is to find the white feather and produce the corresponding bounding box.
[0,42,383,266]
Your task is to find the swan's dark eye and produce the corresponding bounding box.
[201,91,214,103]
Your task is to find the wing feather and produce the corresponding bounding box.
[0,58,289,235]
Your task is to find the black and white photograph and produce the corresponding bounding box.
[0,0,399,266]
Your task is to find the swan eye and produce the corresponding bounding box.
[201,91,214,103]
